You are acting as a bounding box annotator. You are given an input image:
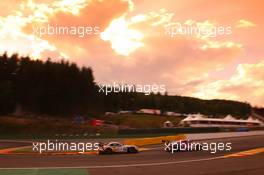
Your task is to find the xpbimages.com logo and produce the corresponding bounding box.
[98,82,166,95]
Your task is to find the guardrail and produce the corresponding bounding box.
[119,127,264,135]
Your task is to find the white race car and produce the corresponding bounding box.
[98,142,139,154]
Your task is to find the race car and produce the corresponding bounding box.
[163,139,202,153]
[98,142,139,154]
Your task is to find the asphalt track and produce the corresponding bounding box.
[0,135,264,175]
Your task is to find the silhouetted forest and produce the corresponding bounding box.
[0,53,251,117]
[254,107,264,116]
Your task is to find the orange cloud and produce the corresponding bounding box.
[21,0,132,57]
[235,20,256,28]
[192,60,264,106]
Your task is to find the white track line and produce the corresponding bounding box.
[0,156,224,170]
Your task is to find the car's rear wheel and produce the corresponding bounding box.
[127,147,138,153]
[104,148,113,154]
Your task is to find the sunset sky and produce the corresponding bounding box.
[0,0,263,106]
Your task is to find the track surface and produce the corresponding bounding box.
[0,135,264,175]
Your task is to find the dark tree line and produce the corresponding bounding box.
[0,53,251,117]
[253,107,264,116]
[100,92,251,117]
[0,53,96,115]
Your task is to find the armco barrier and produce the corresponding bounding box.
[123,134,186,146]
[119,127,264,136]
[119,127,220,135]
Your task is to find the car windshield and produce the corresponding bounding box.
[108,143,122,147]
